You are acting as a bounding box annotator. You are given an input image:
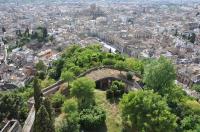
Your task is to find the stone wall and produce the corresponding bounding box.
[22,106,35,132]
[1,120,22,132]
[23,81,64,132]
[78,65,141,78]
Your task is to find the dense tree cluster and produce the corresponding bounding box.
[31,27,49,42]
[120,90,177,132]
[79,106,106,130]
[2,46,200,132]
[141,57,200,131]
[5,26,53,52]
[0,84,33,129]
[35,60,47,72]
[181,32,196,44]
[48,44,144,81]
[56,77,106,131]
[50,46,200,132]
[35,60,58,89]
[192,84,200,93]
[0,93,28,123]
[33,77,55,132]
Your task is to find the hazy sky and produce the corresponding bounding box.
[0,0,199,4]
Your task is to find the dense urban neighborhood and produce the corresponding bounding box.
[1,0,200,132]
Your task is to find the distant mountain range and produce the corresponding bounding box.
[0,0,199,4]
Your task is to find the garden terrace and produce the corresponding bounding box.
[23,67,140,132]
[4,45,200,132]
[23,45,144,132]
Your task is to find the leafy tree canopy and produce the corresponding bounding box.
[61,70,75,87]
[35,60,47,72]
[71,77,95,109]
[144,56,176,93]
[62,98,78,114]
[79,106,106,130]
[34,105,55,132]
[125,58,144,74]
[120,90,177,132]
[180,115,200,132]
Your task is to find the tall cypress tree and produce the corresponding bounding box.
[33,77,42,112]
[43,98,55,132]
[43,98,53,121]
[25,27,30,37]
[34,105,54,132]
[2,27,6,33]
[43,27,48,38]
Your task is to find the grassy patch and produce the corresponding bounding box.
[95,89,122,132]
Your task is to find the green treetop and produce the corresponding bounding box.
[35,60,47,72]
[33,77,42,111]
[34,105,55,132]
[71,77,95,109]
[143,56,176,93]
[120,90,177,132]
[61,70,75,87]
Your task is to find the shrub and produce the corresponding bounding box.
[59,84,69,96]
[37,71,46,80]
[114,61,127,73]
[192,84,200,93]
[107,81,125,99]
[48,68,59,80]
[180,114,200,131]
[115,90,122,98]
[40,78,56,89]
[56,113,80,132]
[110,84,118,92]
[126,71,133,80]
[35,60,47,72]
[102,58,116,65]
[125,58,144,75]
[51,92,65,108]
[68,66,82,76]
[106,89,113,99]
[79,106,106,130]
[71,77,95,109]
[113,81,125,90]
[62,98,78,114]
